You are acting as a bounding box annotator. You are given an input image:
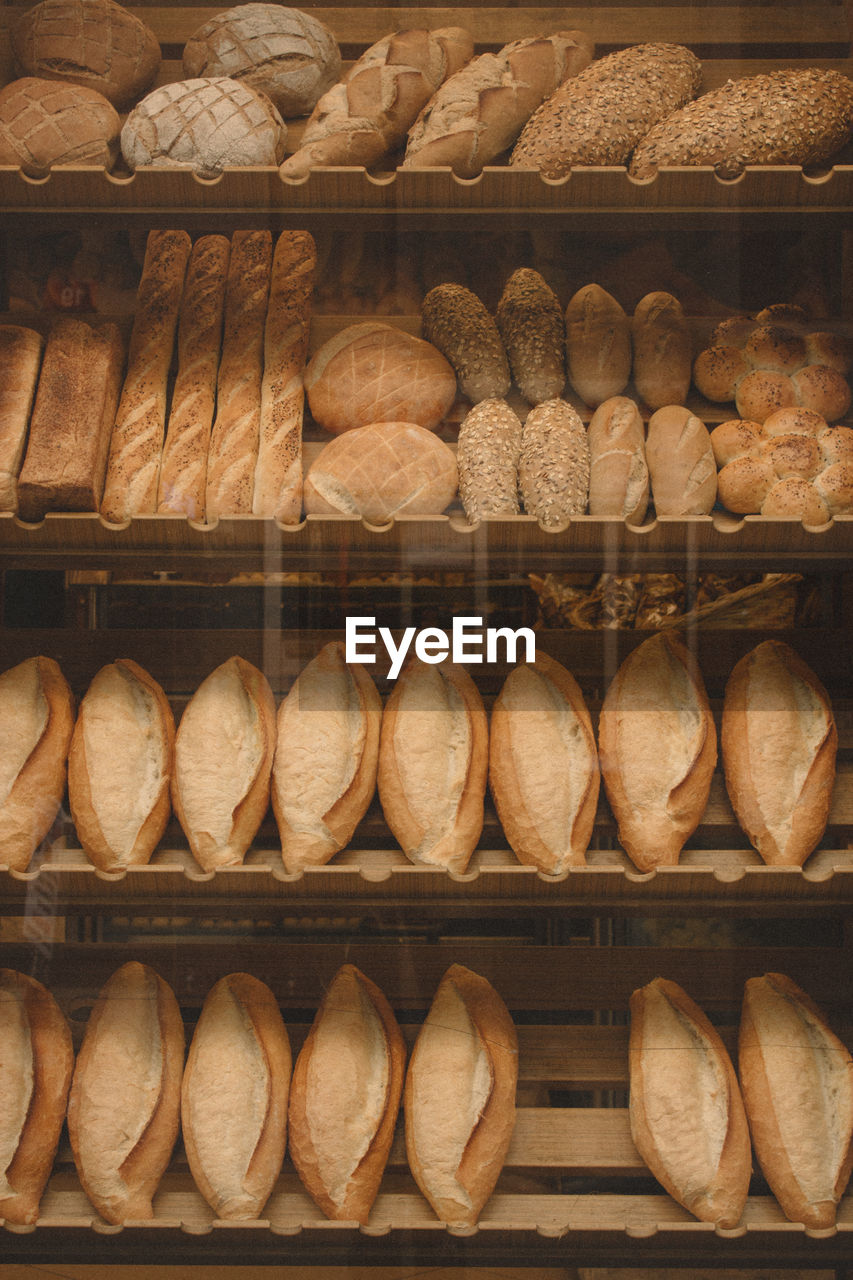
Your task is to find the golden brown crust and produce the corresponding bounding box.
[629,977,751,1228]
[0,969,73,1225]
[631,291,692,411]
[565,283,631,408]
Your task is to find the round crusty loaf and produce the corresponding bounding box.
[510,43,702,177]
[183,3,340,118]
[496,268,566,405]
[456,397,522,522]
[421,283,511,404]
[630,69,853,179]
[121,78,287,174]
[519,398,589,526]
[12,0,160,110]
[0,78,120,172]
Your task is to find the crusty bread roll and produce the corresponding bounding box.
[303,421,457,522]
[0,969,73,1225]
[0,656,74,873]
[183,3,340,117]
[739,972,853,1229]
[272,641,382,873]
[288,964,405,1223]
[304,322,456,435]
[172,656,276,871]
[456,397,522,521]
[11,0,160,110]
[631,291,692,411]
[722,640,837,867]
[489,653,600,873]
[519,398,589,526]
[68,659,175,873]
[0,78,120,172]
[421,283,511,404]
[405,963,517,1228]
[629,977,751,1228]
[0,324,43,512]
[378,659,488,874]
[67,961,184,1224]
[496,267,566,405]
[101,230,192,524]
[646,406,717,516]
[587,396,649,523]
[598,632,717,870]
[182,972,292,1220]
[565,284,632,408]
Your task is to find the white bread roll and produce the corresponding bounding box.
[288,964,405,1224]
[739,972,853,1229]
[629,977,751,1228]
[172,656,276,871]
[182,972,292,1220]
[598,632,717,871]
[405,964,517,1228]
[565,284,632,408]
[722,640,837,867]
[456,397,522,521]
[304,322,456,435]
[587,395,649,523]
[519,398,589,526]
[67,961,184,1224]
[489,653,599,873]
[0,324,44,512]
[0,656,74,873]
[631,291,692,411]
[67,659,175,873]
[646,405,717,516]
[378,659,488,874]
[0,969,73,1225]
[421,283,511,404]
[496,267,566,405]
[272,641,382,873]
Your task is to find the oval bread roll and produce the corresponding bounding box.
[272,641,382,873]
[496,267,566,405]
[405,963,517,1228]
[489,653,600,873]
[0,655,74,873]
[565,284,632,408]
[378,659,488,874]
[629,977,751,1228]
[172,656,276,871]
[598,632,717,870]
[456,397,522,521]
[631,291,692,411]
[68,659,175,872]
[421,283,511,404]
[67,961,184,1224]
[288,964,405,1224]
[182,972,292,1220]
[739,972,853,1229]
[519,398,589,526]
[587,395,649,523]
[0,969,73,1226]
[646,405,717,516]
[722,640,837,867]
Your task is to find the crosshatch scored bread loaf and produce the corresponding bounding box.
[0,78,121,172]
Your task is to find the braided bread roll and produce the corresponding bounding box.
[101,230,191,524]
[252,230,317,522]
[157,235,230,519]
[206,231,272,517]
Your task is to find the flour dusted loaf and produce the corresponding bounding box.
[12,0,160,110]
[739,972,853,1229]
[304,322,457,434]
[598,632,717,870]
[182,972,292,1220]
[519,399,589,526]
[565,284,632,408]
[272,641,382,873]
[496,267,566,405]
[456,397,522,521]
[67,961,184,1224]
[722,640,837,867]
[405,964,517,1227]
[289,964,405,1223]
[490,653,599,873]
[0,656,74,873]
[68,659,175,872]
[378,659,488,874]
[629,977,751,1228]
[421,283,511,404]
[183,4,340,117]
[0,969,73,1225]
[172,656,276,871]
[0,324,43,512]
[587,396,649,523]
[0,78,120,171]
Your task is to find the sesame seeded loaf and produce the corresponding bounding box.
[519,398,589,527]
[496,268,566,405]
[456,397,522,521]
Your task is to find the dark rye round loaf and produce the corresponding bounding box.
[510,43,702,178]
[630,68,853,179]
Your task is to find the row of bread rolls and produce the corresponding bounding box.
[630,973,853,1231]
[0,959,516,1231]
[0,635,837,878]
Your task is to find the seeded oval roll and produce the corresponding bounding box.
[456,397,522,522]
[421,283,510,403]
[519,399,589,527]
[496,268,565,405]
